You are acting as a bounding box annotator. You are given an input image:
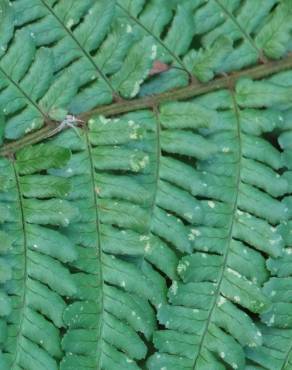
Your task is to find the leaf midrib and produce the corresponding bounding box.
[1,54,292,157]
[147,106,161,233]
[84,129,105,369]
[10,161,29,370]
[116,3,191,77]
[282,335,292,369]
[0,65,47,118]
[214,0,264,60]
[39,0,117,96]
[192,89,242,369]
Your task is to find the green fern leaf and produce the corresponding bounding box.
[1,1,292,369]
[245,123,292,370]
[46,111,179,369]
[0,144,78,369]
[146,78,290,370]
[246,326,292,370]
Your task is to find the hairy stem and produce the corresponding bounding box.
[1,54,292,156]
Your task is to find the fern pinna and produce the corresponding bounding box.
[1,0,292,369]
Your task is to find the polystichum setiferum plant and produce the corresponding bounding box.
[0,0,292,369]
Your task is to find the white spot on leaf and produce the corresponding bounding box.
[191,229,201,236]
[66,19,74,28]
[170,281,178,295]
[217,296,226,307]
[126,24,133,33]
[207,201,215,208]
[151,44,157,60]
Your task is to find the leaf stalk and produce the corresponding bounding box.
[1,54,292,156]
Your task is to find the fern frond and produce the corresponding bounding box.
[2,0,291,141]
[139,0,292,94]
[0,144,78,370]
[1,1,292,369]
[147,74,292,370]
[245,116,292,369]
[46,111,181,369]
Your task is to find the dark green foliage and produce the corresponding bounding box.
[1,1,292,369]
